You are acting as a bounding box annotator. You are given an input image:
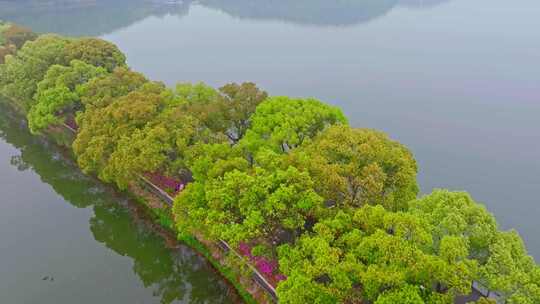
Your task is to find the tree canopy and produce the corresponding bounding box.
[173,95,348,249]
[239,96,347,155]
[65,37,126,72]
[276,203,478,303]
[292,125,419,211]
[216,82,268,143]
[0,23,37,49]
[77,67,148,112]
[177,162,324,247]
[75,80,264,189]
[27,60,107,133]
[73,82,171,177]
[0,22,37,64]
[374,285,424,304]
[0,34,72,111]
[0,34,126,112]
[103,107,223,190]
[274,190,539,303]
[481,231,540,303]
[174,81,268,143]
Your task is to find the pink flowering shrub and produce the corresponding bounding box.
[238,242,287,286]
[64,115,78,130]
[239,242,253,257]
[145,172,184,196]
[254,257,275,275]
[274,274,287,282]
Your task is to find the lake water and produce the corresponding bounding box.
[0,104,236,303]
[0,0,538,281]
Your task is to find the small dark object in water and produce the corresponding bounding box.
[50,277,54,282]
[42,276,49,280]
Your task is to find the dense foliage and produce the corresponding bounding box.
[77,67,148,111]
[1,22,538,304]
[0,21,37,64]
[0,32,125,112]
[0,34,71,111]
[73,82,170,178]
[239,96,347,155]
[291,125,418,211]
[28,60,107,133]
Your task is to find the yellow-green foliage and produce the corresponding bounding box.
[0,21,37,64]
[73,82,170,176]
[0,21,9,45]
[292,125,419,211]
[0,34,124,111]
[27,60,107,133]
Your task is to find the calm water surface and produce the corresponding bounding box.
[1,0,539,270]
[0,104,235,303]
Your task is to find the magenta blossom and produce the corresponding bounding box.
[238,242,253,258]
[145,172,184,196]
[236,242,286,287]
[274,274,287,282]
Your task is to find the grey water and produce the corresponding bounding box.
[0,0,539,287]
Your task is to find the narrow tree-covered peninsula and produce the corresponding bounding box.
[1,21,538,304]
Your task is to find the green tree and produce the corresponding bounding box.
[356,230,426,301]
[66,37,126,72]
[410,190,539,303]
[0,44,15,64]
[276,271,339,304]
[103,107,225,189]
[353,205,432,247]
[354,196,479,299]
[0,23,37,63]
[175,159,324,247]
[173,142,252,237]
[1,23,37,49]
[408,190,498,262]
[175,82,267,143]
[73,82,171,177]
[277,219,362,303]
[174,82,220,125]
[76,67,147,112]
[0,34,72,111]
[375,285,424,304]
[422,235,478,297]
[277,205,478,303]
[216,82,268,143]
[0,34,125,112]
[481,231,540,304]
[239,96,347,154]
[185,142,249,183]
[27,86,77,133]
[27,60,107,133]
[0,21,8,45]
[293,125,419,211]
